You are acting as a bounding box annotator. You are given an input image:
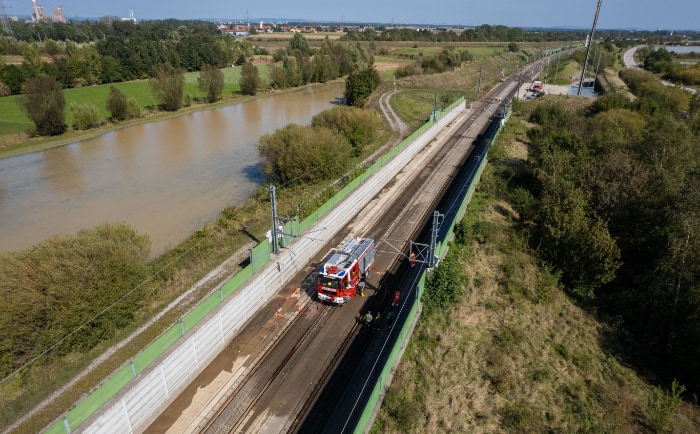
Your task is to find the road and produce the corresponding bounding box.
[624,45,697,94]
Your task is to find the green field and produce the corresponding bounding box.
[0,65,250,139]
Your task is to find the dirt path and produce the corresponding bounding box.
[379,90,408,137]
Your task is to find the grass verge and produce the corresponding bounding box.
[371,109,700,433]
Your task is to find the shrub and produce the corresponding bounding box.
[423,249,467,314]
[198,64,224,103]
[126,97,142,119]
[311,106,382,157]
[643,380,686,431]
[395,63,417,79]
[106,86,128,121]
[0,81,10,97]
[69,101,101,130]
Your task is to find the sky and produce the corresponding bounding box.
[4,0,700,31]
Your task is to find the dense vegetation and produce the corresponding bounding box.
[374,128,700,432]
[510,72,700,394]
[0,223,151,379]
[638,46,700,86]
[258,105,383,185]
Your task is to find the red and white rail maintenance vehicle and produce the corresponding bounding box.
[317,236,375,304]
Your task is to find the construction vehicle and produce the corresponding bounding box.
[317,236,375,304]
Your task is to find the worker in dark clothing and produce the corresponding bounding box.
[387,310,395,328]
[373,312,382,331]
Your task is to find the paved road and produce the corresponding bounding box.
[623,45,643,70]
[623,45,697,94]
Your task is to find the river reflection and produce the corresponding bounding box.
[0,82,345,256]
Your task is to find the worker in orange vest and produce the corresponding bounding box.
[392,290,400,307]
[409,252,416,267]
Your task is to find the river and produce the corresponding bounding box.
[0,82,345,256]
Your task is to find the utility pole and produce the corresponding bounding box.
[578,0,603,96]
[269,185,280,254]
[553,47,562,84]
[408,210,444,269]
[477,66,483,100]
[593,48,603,85]
[429,211,443,267]
[0,0,12,36]
[432,91,438,122]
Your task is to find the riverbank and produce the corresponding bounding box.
[0,81,337,160]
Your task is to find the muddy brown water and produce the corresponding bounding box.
[0,82,345,256]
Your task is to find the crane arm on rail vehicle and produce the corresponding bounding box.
[317,237,375,304]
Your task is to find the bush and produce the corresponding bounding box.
[258,124,352,185]
[106,86,128,121]
[344,65,380,107]
[126,97,142,119]
[423,249,467,314]
[311,106,382,157]
[149,63,185,111]
[394,63,418,79]
[69,101,101,130]
[643,380,686,431]
[198,64,224,103]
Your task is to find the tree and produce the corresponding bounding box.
[21,43,43,78]
[198,64,224,103]
[149,63,184,111]
[258,124,351,185]
[311,105,382,157]
[268,64,286,89]
[289,32,310,54]
[17,74,66,136]
[344,65,380,107]
[239,61,260,96]
[283,56,303,88]
[106,86,128,120]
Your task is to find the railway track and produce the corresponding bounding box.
[147,78,519,434]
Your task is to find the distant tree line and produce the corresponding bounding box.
[0,21,378,136]
[0,19,251,95]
